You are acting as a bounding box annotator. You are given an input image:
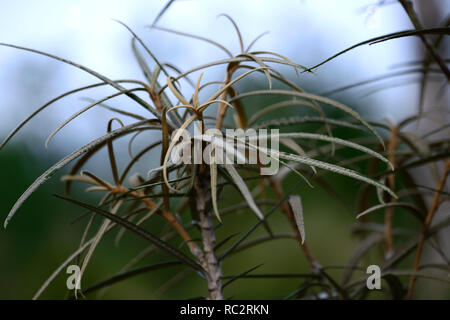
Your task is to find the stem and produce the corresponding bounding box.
[406,161,450,299]
[195,174,224,300]
[385,126,398,258]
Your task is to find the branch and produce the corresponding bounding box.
[398,0,450,80]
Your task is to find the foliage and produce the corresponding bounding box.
[1,0,449,300]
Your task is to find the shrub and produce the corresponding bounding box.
[2,1,449,299]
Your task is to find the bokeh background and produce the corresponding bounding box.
[0,0,448,299]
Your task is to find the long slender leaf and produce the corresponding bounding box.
[253,132,393,170]
[356,202,424,221]
[229,89,386,149]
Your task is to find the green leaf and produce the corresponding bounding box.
[223,164,264,220]
[210,155,221,222]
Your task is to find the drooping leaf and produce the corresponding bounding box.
[307,27,450,71]
[237,53,273,89]
[54,195,204,272]
[356,202,424,221]
[220,180,304,261]
[223,164,264,220]
[4,120,158,228]
[78,200,123,297]
[275,150,396,198]
[288,195,306,244]
[81,97,146,121]
[0,80,142,150]
[222,263,264,288]
[254,132,393,170]
[81,261,182,296]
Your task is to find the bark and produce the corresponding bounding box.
[195,174,224,300]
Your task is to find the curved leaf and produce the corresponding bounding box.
[4,120,157,228]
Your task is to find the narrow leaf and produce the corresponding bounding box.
[288,195,306,244]
[223,164,264,220]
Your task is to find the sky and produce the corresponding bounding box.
[0,0,448,158]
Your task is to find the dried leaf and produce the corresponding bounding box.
[288,195,306,244]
